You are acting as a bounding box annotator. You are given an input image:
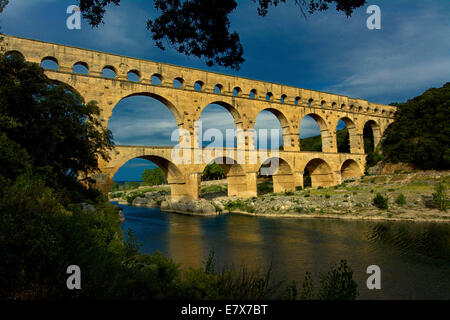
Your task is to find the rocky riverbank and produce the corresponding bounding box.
[109,172,450,222]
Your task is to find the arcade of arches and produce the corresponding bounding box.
[2,35,396,200]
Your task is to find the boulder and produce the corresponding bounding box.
[161,198,218,216]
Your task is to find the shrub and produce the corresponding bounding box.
[295,207,305,213]
[432,182,448,211]
[325,194,331,199]
[295,186,303,191]
[395,194,407,206]
[284,191,294,196]
[318,186,323,190]
[373,193,388,210]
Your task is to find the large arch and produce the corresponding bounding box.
[299,113,332,152]
[253,108,287,150]
[363,119,381,153]
[115,92,183,126]
[258,157,295,194]
[199,100,242,128]
[303,158,335,188]
[336,116,359,154]
[340,159,363,180]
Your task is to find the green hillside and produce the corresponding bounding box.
[300,128,350,152]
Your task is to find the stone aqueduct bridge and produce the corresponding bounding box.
[2,35,396,200]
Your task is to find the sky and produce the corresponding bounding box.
[2,0,449,181]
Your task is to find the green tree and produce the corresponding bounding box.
[0,54,113,201]
[381,83,450,170]
[142,167,167,185]
[78,0,366,70]
[202,162,225,181]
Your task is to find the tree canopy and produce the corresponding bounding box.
[78,0,366,70]
[381,82,450,170]
[142,167,167,185]
[0,53,113,200]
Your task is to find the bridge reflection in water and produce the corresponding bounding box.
[117,203,450,300]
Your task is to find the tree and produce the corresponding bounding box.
[78,0,366,70]
[142,167,167,185]
[202,162,225,181]
[381,82,450,170]
[0,53,113,200]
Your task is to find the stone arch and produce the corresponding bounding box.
[173,77,184,88]
[303,158,335,188]
[4,50,25,60]
[41,56,59,70]
[258,157,295,194]
[294,96,300,105]
[127,69,141,82]
[336,116,359,154]
[249,89,257,99]
[299,113,332,152]
[73,61,89,74]
[266,92,273,101]
[102,65,117,79]
[151,73,162,85]
[202,156,246,197]
[363,119,381,152]
[233,87,241,96]
[214,84,223,94]
[341,159,363,180]
[199,100,242,129]
[194,80,204,91]
[255,108,292,149]
[113,92,183,126]
[280,94,287,103]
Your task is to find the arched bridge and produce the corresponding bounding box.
[1,35,396,200]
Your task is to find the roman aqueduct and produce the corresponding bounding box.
[1,35,396,200]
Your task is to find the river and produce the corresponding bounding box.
[114,202,450,300]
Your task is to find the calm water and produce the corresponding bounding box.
[114,202,450,300]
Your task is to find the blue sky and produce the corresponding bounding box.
[2,0,449,181]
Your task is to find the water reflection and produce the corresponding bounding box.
[116,202,450,299]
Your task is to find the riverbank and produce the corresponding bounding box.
[109,171,450,222]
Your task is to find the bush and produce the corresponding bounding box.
[395,194,407,206]
[432,182,448,211]
[373,193,389,210]
[325,194,331,199]
[284,191,294,196]
[295,186,303,191]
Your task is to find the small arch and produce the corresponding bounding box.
[102,66,117,79]
[341,104,346,110]
[40,56,59,70]
[214,84,223,94]
[266,92,273,101]
[280,94,287,103]
[321,100,326,108]
[233,87,241,96]
[341,159,363,180]
[194,80,204,91]
[5,50,25,60]
[249,89,257,99]
[358,106,363,112]
[151,73,162,85]
[331,102,337,109]
[127,70,141,82]
[72,61,89,74]
[349,105,355,111]
[173,77,184,88]
[295,96,301,105]
[299,113,330,152]
[308,98,313,107]
[303,158,334,188]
